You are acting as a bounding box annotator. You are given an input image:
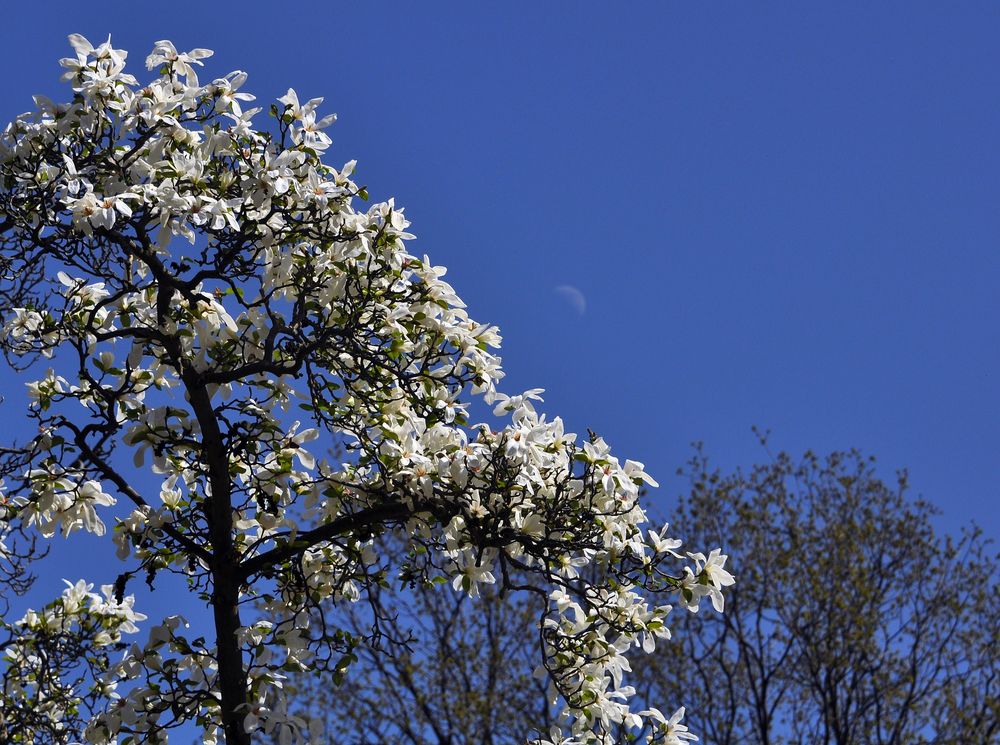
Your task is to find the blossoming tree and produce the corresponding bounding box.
[0,35,733,745]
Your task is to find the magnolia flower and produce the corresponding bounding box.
[60,578,95,615]
[225,106,262,138]
[134,79,184,126]
[277,88,323,121]
[188,195,241,231]
[285,425,319,471]
[639,706,698,744]
[624,459,659,488]
[492,387,545,417]
[60,34,127,81]
[294,109,337,152]
[697,548,736,590]
[145,40,213,85]
[679,549,735,613]
[57,271,109,306]
[208,71,255,117]
[77,59,138,101]
[26,368,68,406]
[648,524,683,558]
[70,33,127,66]
[557,552,590,579]
[59,154,85,196]
[451,558,496,598]
[582,435,612,463]
[65,190,136,233]
[97,584,148,635]
[5,307,44,340]
[64,480,117,536]
[300,168,345,208]
[534,728,586,745]
[260,149,305,196]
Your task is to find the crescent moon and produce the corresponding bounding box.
[554,285,586,316]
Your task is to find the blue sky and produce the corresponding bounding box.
[1,0,997,688]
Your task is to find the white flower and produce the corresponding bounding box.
[57,271,109,306]
[451,559,496,598]
[65,190,136,233]
[698,548,736,590]
[491,387,544,417]
[648,524,683,558]
[294,109,337,152]
[145,40,213,85]
[639,706,698,744]
[134,79,184,126]
[624,459,659,488]
[69,34,127,66]
[680,549,735,613]
[63,480,117,536]
[26,368,68,406]
[60,34,127,81]
[285,425,319,471]
[300,168,344,208]
[277,88,323,121]
[209,71,255,117]
[5,307,44,340]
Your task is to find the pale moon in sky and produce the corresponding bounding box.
[554,285,586,316]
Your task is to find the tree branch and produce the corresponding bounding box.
[71,430,213,565]
[239,500,410,580]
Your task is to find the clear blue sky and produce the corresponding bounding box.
[2,0,997,649]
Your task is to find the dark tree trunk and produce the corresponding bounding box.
[214,562,250,745]
[187,381,251,745]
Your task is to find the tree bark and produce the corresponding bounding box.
[213,562,250,745]
[187,380,251,745]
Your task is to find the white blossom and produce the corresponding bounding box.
[0,35,734,745]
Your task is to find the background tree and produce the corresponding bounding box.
[0,35,729,745]
[632,442,998,745]
[282,534,554,745]
[289,443,998,745]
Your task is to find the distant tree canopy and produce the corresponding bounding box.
[634,444,998,745]
[280,534,555,745]
[284,445,998,745]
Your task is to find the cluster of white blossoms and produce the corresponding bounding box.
[0,579,147,742]
[0,35,733,744]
